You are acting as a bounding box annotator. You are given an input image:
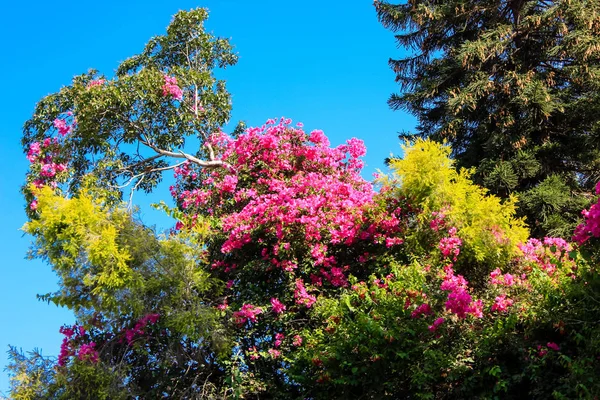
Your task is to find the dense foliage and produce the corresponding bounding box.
[376,0,600,237]
[9,6,600,400]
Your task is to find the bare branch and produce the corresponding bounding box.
[128,175,145,210]
[140,139,229,169]
[110,161,188,190]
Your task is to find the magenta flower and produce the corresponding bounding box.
[77,342,99,363]
[292,335,303,346]
[268,348,282,359]
[162,75,183,100]
[270,298,286,314]
[124,313,160,345]
[294,280,317,308]
[53,118,71,136]
[547,342,560,351]
[233,304,262,326]
[428,317,445,332]
[274,333,284,347]
[87,79,106,88]
[411,303,433,319]
[491,294,513,313]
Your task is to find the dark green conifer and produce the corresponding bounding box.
[376,0,600,237]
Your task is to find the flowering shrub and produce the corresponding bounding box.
[573,181,600,244]
[19,110,600,398]
[161,75,183,100]
[12,9,600,395]
[24,113,73,210]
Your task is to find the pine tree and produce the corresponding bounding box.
[376,0,600,237]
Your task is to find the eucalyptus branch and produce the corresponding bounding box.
[115,154,164,172]
[110,161,188,190]
[139,138,229,169]
[128,175,145,210]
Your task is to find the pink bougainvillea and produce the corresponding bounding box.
[547,342,560,351]
[162,75,183,100]
[428,317,445,332]
[491,294,514,313]
[292,335,303,346]
[171,118,408,296]
[519,237,574,276]
[233,304,263,325]
[78,342,99,363]
[438,227,462,261]
[274,333,285,347]
[26,114,74,210]
[440,266,482,319]
[573,182,600,244]
[58,325,99,366]
[489,268,515,287]
[53,118,72,136]
[124,313,160,345]
[86,79,106,89]
[270,298,286,314]
[294,279,317,308]
[411,303,433,319]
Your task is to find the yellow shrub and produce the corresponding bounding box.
[387,139,529,265]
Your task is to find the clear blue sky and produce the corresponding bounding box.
[0,0,415,393]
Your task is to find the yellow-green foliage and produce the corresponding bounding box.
[388,139,529,264]
[24,187,138,310]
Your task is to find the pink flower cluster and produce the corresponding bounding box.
[292,335,303,346]
[429,211,446,231]
[441,266,483,319]
[439,227,462,261]
[573,182,600,244]
[411,303,433,319]
[233,304,263,326]
[271,298,286,314]
[491,294,513,313]
[58,325,99,366]
[489,268,515,286]
[26,115,73,209]
[268,348,282,359]
[428,317,445,332]
[162,75,183,100]
[78,342,99,363]
[172,118,405,290]
[519,237,574,276]
[87,79,106,88]
[274,333,284,347]
[294,279,317,308]
[53,118,72,136]
[537,342,560,357]
[124,313,160,345]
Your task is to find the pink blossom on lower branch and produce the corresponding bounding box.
[441,266,483,318]
[268,348,282,359]
[411,303,433,319]
[53,118,71,136]
[439,229,462,261]
[274,333,284,347]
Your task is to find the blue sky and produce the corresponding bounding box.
[0,0,415,393]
